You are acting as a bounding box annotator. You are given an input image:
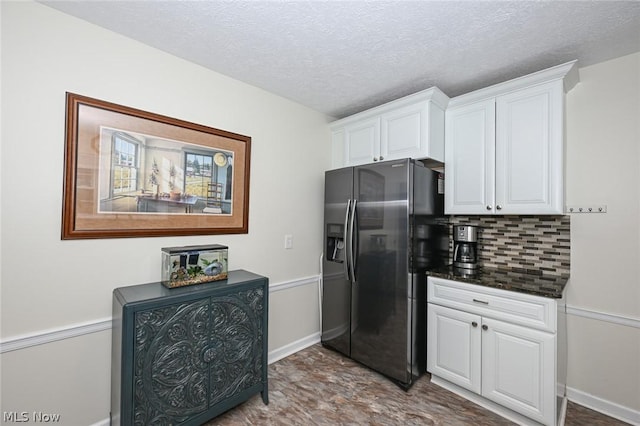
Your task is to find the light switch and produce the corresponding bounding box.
[284,234,293,249]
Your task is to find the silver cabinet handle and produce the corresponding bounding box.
[496,205,502,210]
[473,298,489,305]
[373,157,378,161]
[486,205,492,210]
[379,156,384,160]
[472,321,478,327]
[482,324,488,331]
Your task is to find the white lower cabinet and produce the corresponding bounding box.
[427,277,563,426]
[428,304,482,393]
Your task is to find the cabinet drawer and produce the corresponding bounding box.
[427,277,556,332]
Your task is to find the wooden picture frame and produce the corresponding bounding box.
[62,92,251,239]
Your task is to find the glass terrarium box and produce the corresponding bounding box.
[161,244,228,288]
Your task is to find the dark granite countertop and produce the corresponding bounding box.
[427,265,568,299]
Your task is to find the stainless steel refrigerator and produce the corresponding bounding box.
[321,158,449,389]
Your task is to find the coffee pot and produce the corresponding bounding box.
[453,225,478,270]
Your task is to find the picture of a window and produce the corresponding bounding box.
[185,152,213,197]
[111,133,139,196]
[97,126,233,215]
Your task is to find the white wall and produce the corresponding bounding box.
[565,52,640,419]
[0,2,328,424]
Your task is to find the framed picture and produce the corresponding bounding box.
[62,92,251,239]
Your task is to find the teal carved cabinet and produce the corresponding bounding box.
[111,270,269,425]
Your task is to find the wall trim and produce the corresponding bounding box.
[566,305,640,329]
[4,285,635,354]
[269,275,319,293]
[567,386,640,426]
[0,275,321,354]
[268,332,321,365]
[0,318,112,354]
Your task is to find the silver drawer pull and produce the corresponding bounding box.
[473,298,489,305]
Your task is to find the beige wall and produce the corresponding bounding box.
[565,52,640,415]
[2,2,639,424]
[1,2,328,424]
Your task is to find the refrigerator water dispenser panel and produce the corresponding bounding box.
[326,223,345,262]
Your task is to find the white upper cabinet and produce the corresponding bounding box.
[381,99,445,162]
[330,87,449,168]
[444,99,496,214]
[344,117,381,166]
[445,61,579,215]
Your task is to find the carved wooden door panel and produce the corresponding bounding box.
[134,299,210,424]
[208,288,264,406]
[132,287,264,424]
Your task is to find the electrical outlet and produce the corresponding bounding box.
[565,205,607,214]
[284,234,293,249]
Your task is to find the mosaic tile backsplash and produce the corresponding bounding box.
[449,215,570,277]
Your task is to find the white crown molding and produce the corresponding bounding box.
[330,86,450,128]
[448,60,579,108]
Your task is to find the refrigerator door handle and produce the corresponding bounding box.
[343,199,352,281]
[349,199,357,282]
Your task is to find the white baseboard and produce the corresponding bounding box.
[430,375,551,426]
[268,332,321,364]
[567,386,640,426]
[558,396,568,426]
[88,381,640,426]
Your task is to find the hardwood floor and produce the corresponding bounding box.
[207,344,629,425]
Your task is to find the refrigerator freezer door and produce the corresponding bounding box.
[322,167,354,356]
[350,159,412,384]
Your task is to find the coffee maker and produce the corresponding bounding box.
[453,225,478,270]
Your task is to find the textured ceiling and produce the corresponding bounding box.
[41,1,640,119]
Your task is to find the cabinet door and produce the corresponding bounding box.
[444,99,496,214]
[381,101,444,162]
[133,299,211,424]
[427,304,481,394]
[495,80,564,214]
[344,117,381,166]
[481,317,555,425]
[208,288,265,406]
